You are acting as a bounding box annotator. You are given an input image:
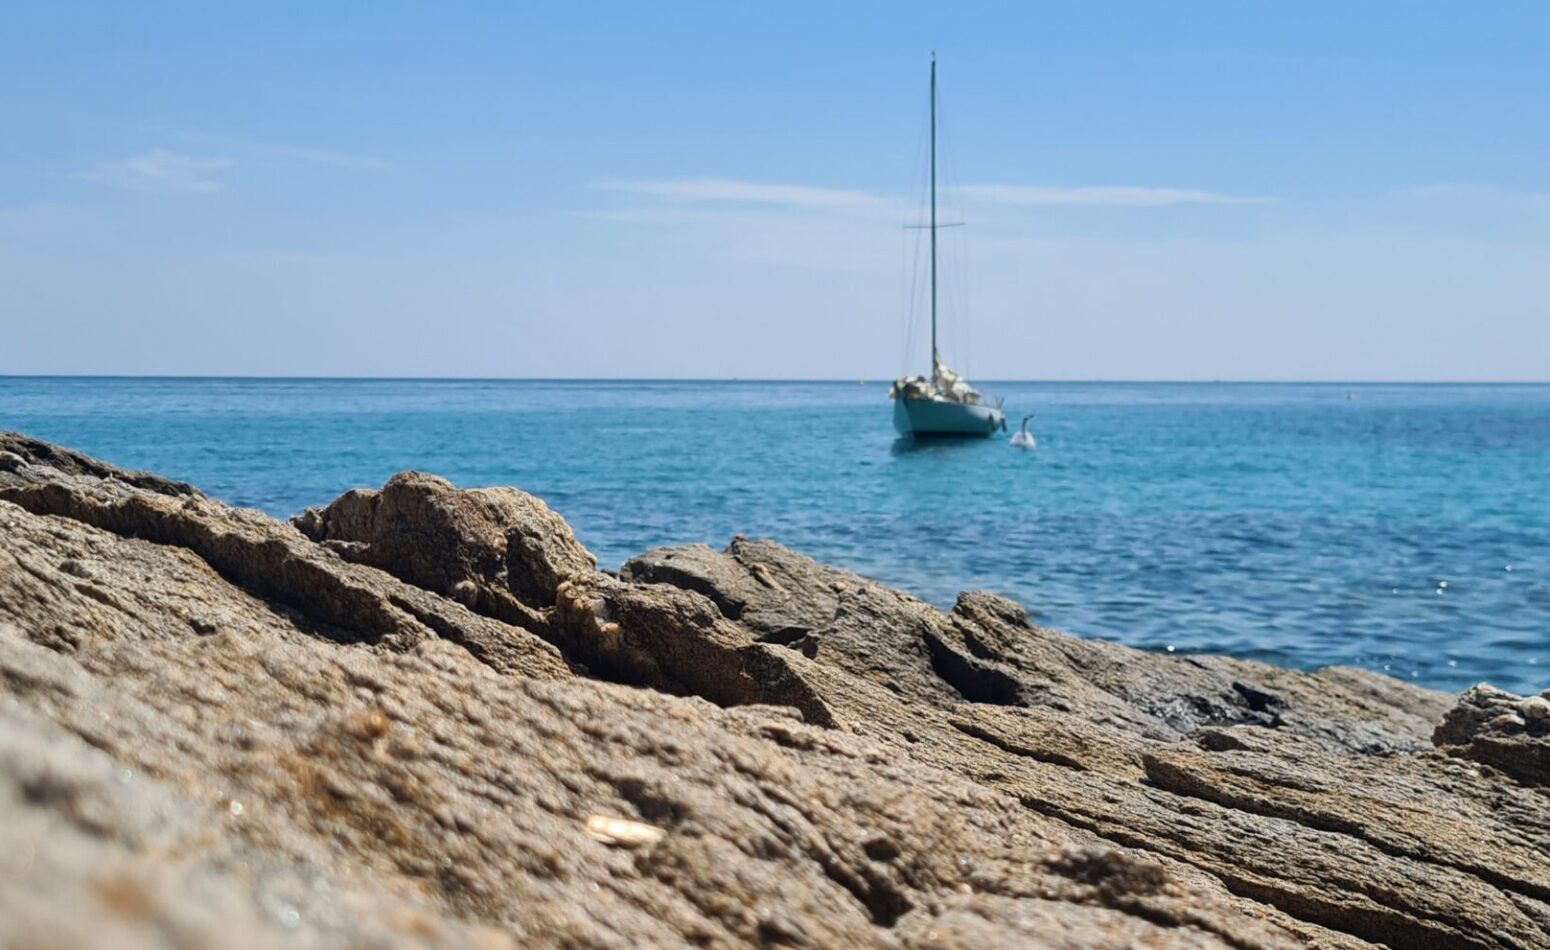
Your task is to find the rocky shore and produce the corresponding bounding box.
[2,430,1548,948]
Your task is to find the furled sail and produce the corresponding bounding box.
[890,360,984,405]
[932,359,982,405]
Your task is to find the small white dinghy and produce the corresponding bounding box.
[1010,415,1036,449]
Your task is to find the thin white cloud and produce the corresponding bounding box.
[166,129,389,170]
[602,179,1268,211]
[1401,183,1550,211]
[599,178,887,208]
[77,149,233,194]
[954,184,1270,207]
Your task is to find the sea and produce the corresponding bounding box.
[3,377,1546,694]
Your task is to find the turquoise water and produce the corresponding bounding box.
[3,377,1547,694]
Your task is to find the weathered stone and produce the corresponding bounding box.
[0,519,1298,948]
[293,470,597,617]
[627,539,1449,754]
[1434,684,1550,787]
[0,438,569,680]
[0,431,200,498]
[2,431,1548,950]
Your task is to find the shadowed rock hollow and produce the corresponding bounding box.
[2,430,1548,949]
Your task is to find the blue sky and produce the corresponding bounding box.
[2,2,1546,379]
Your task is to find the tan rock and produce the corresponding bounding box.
[1,430,1545,949]
[1435,683,1550,786]
[292,470,597,617]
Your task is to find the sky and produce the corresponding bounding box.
[1,2,1546,380]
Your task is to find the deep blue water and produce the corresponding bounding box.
[3,377,1547,694]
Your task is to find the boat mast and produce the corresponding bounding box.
[929,52,938,375]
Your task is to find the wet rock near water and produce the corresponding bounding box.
[2,429,1547,948]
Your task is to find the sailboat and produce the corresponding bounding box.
[891,55,1006,439]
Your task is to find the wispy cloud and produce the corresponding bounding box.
[1397,183,1550,227]
[77,149,233,194]
[601,178,1269,212]
[599,178,887,208]
[166,129,389,171]
[953,185,1270,207]
[1401,182,1550,208]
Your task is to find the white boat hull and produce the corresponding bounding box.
[893,397,1005,438]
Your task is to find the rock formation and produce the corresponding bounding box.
[2,430,1548,948]
[1433,683,1550,788]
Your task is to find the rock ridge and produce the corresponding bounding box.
[1,429,1547,949]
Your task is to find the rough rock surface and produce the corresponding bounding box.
[622,539,1446,755]
[1434,683,1550,787]
[2,430,1547,949]
[292,471,598,617]
[0,433,569,680]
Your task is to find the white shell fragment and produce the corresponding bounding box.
[585,814,666,848]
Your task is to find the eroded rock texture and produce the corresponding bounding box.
[292,471,597,619]
[1,430,1546,949]
[1434,683,1550,787]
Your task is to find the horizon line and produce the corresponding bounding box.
[3,375,1549,386]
